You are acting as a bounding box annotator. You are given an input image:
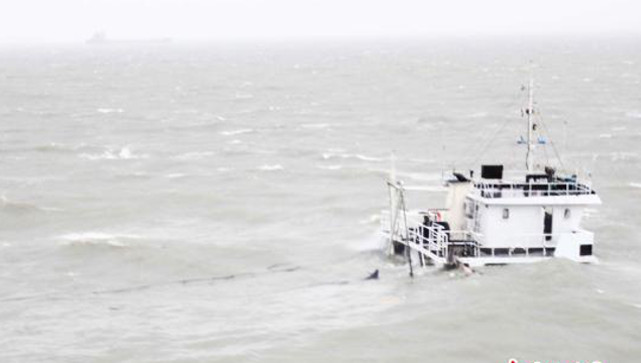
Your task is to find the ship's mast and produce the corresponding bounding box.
[526,78,535,173]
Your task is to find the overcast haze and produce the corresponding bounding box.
[2,0,641,42]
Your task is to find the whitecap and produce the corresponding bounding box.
[359,214,381,225]
[626,111,641,119]
[166,173,186,179]
[58,232,141,248]
[354,154,386,162]
[220,129,253,136]
[172,151,214,160]
[79,146,148,160]
[598,133,612,139]
[322,152,385,162]
[629,182,641,189]
[97,108,124,114]
[317,164,342,170]
[118,146,132,159]
[259,164,283,171]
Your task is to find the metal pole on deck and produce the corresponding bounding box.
[399,189,414,278]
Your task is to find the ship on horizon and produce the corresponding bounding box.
[85,31,171,45]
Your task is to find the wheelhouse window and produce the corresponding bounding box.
[502,208,509,219]
[564,208,571,219]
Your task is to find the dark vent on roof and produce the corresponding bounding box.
[481,165,503,179]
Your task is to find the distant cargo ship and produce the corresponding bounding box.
[85,31,171,45]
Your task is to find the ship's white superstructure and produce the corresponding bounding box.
[383,80,601,270]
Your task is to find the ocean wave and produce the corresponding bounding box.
[58,232,142,248]
[220,129,254,136]
[466,112,488,119]
[1,195,62,213]
[626,111,641,119]
[393,171,442,182]
[118,171,151,179]
[34,142,89,153]
[322,152,386,162]
[79,146,148,160]
[629,182,641,189]
[234,93,254,100]
[403,185,448,192]
[301,123,330,129]
[610,152,638,162]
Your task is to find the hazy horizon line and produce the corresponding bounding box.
[1,31,640,46]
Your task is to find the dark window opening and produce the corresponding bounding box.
[513,248,526,255]
[528,247,544,256]
[494,248,509,256]
[580,244,593,256]
[544,209,553,241]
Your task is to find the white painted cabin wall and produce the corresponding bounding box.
[479,205,544,248]
[551,206,583,237]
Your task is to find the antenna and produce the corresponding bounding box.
[525,77,535,173]
[390,151,397,185]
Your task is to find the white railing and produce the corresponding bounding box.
[473,181,593,199]
[403,214,477,262]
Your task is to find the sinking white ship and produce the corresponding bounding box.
[383,80,601,270]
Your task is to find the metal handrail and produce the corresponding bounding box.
[473,181,593,199]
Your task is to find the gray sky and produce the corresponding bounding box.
[1,0,640,42]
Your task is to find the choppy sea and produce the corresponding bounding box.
[1,37,640,362]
